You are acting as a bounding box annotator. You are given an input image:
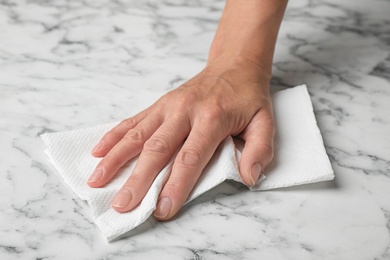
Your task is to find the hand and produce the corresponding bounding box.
[87,55,275,220]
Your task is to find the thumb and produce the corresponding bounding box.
[239,108,275,186]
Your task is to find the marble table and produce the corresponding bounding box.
[1,0,390,259]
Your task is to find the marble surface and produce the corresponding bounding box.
[1,0,389,259]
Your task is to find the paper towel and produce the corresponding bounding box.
[41,85,334,241]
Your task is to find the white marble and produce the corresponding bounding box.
[1,0,389,259]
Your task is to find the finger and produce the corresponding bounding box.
[92,109,150,157]
[87,114,162,188]
[239,108,275,186]
[112,117,191,212]
[153,121,227,220]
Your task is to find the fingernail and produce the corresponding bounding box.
[112,189,133,209]
[88,168,104,183]
[250,163,262,186]
[154,197,172,219]
[92,141,105,154]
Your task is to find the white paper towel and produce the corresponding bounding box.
[41,85,334,241]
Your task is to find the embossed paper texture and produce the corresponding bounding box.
[41,85,334,241]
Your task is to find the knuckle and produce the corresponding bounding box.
[172,90,198,110]
[120,117,138,129]
[201,105,225,123]
[159,90,195,108]
[177,149,202,168]
[143,138,170,155]
[123,128,144,144]
[160,90,175,102]
[181,90,198,104]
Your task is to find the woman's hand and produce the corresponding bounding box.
[87,55,275,220]
[87,0,287,220]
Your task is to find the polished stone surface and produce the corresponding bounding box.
[1,0,390,259]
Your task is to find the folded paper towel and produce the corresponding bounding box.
[41,85,334,241]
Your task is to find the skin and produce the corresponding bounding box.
[88,0,288,220]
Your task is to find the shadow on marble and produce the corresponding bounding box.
[274,177,338,192]
[110,216,159,242]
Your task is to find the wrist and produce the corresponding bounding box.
[206,50,272,84]
[206,0,288,86]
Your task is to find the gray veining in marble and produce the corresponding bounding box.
[1,0,390,259]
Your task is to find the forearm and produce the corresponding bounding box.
[208,0,288,78]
